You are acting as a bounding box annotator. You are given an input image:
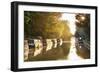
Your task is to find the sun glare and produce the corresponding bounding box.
[61,13,82,60]
[60,13,76,35]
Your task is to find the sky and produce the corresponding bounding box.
[60,13,82,60]
[60,13,76,35]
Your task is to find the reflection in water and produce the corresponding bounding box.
[68,37,82,60]
[61,13,82,60]
[24,13,90,61]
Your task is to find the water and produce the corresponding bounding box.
[68,37,82,60]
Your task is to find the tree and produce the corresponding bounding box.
[75,14,90,59]
[24,11,72,60]
[24,11,71,40]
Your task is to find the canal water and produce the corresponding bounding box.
[62,13,82,60]
[68,37,82,60]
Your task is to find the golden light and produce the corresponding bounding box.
[60,13,76,35]
[68,37,82,60]
[80,16,85,21]
[60,13,82,60]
